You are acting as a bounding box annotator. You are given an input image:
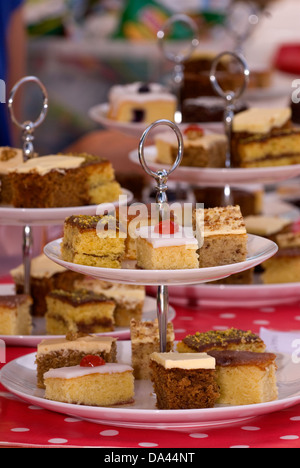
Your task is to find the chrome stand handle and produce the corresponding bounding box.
[139,119,183,351]
[210,52,250,205]
[8,76,48,162]
[8,76,49,295]
[157,14,199,124]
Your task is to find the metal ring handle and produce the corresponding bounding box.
[210,51,250,102]
[157,14,199,64]
[8,76,49,131]
[138,120,183,180]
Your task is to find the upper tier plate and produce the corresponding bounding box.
[44,234,278,286]
[129,146,300,186]
[0,189,133,226]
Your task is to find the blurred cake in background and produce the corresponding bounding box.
[107,82,176,124]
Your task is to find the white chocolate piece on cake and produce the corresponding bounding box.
[232,108,291,134]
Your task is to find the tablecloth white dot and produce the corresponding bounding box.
[48,438,68,444]
[10,427,30,432]
[64,417,81,423]
[179,316,194,321]
[138,442,158,447]
[212,325,228,331]
[100,430,119,437]
[290,416,300,421]
[253,320,270,326]
[280,435,299,440]
[230,445,250,448]
[219,313,236,319]
[241,426,261,431]
[28,405,43,410]
[294,316,300,322]
[260,307,275,313]
[189,433,208,439]
[174,328,186,334]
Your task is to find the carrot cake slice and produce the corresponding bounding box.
[150,352,219,409]
[8,153,121,208]
[193,205,248,268]
[36,333,117,389]
[155,126,227,168]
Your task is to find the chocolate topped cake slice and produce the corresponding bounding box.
[177,328,266,354]
[231,108,300,168]
[209,350,278,405]
[45,289,116,335]
[61,214,126,268]
[262,232,300,284]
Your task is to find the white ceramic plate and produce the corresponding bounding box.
[148,282,300,308]
[0,285,175,347]
[43,235,278,286]
[129,146,300,186]
[0,189,133,226]
[88,103,224,139]
[1,343,299,432]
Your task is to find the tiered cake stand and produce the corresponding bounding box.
[1,76,133,296]
[44,119,278,352]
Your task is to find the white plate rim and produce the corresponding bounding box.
[1,347,300,431]
[129,146,300,186]
[43,234,278,286]
[0,189,133,226]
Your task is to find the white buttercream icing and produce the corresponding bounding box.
[10,155,85,176]
[135,224,198,249]
[44,363,133,380]
[150,352,216,370]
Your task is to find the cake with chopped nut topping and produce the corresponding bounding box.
[177,328,266,354]
[209,350,278,405]
[36,333,117,389]
[193,205,248,268]
[61,214,126,268]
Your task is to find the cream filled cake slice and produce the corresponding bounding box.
[0,295,33,335]
[135,220,199,270]
[44,359,134,407]
[193,205,248,268]
[150,352,219,409]
[36,333,117,389]
[107,82,176,123]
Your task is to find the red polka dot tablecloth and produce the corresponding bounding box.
[1,290,300,448]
